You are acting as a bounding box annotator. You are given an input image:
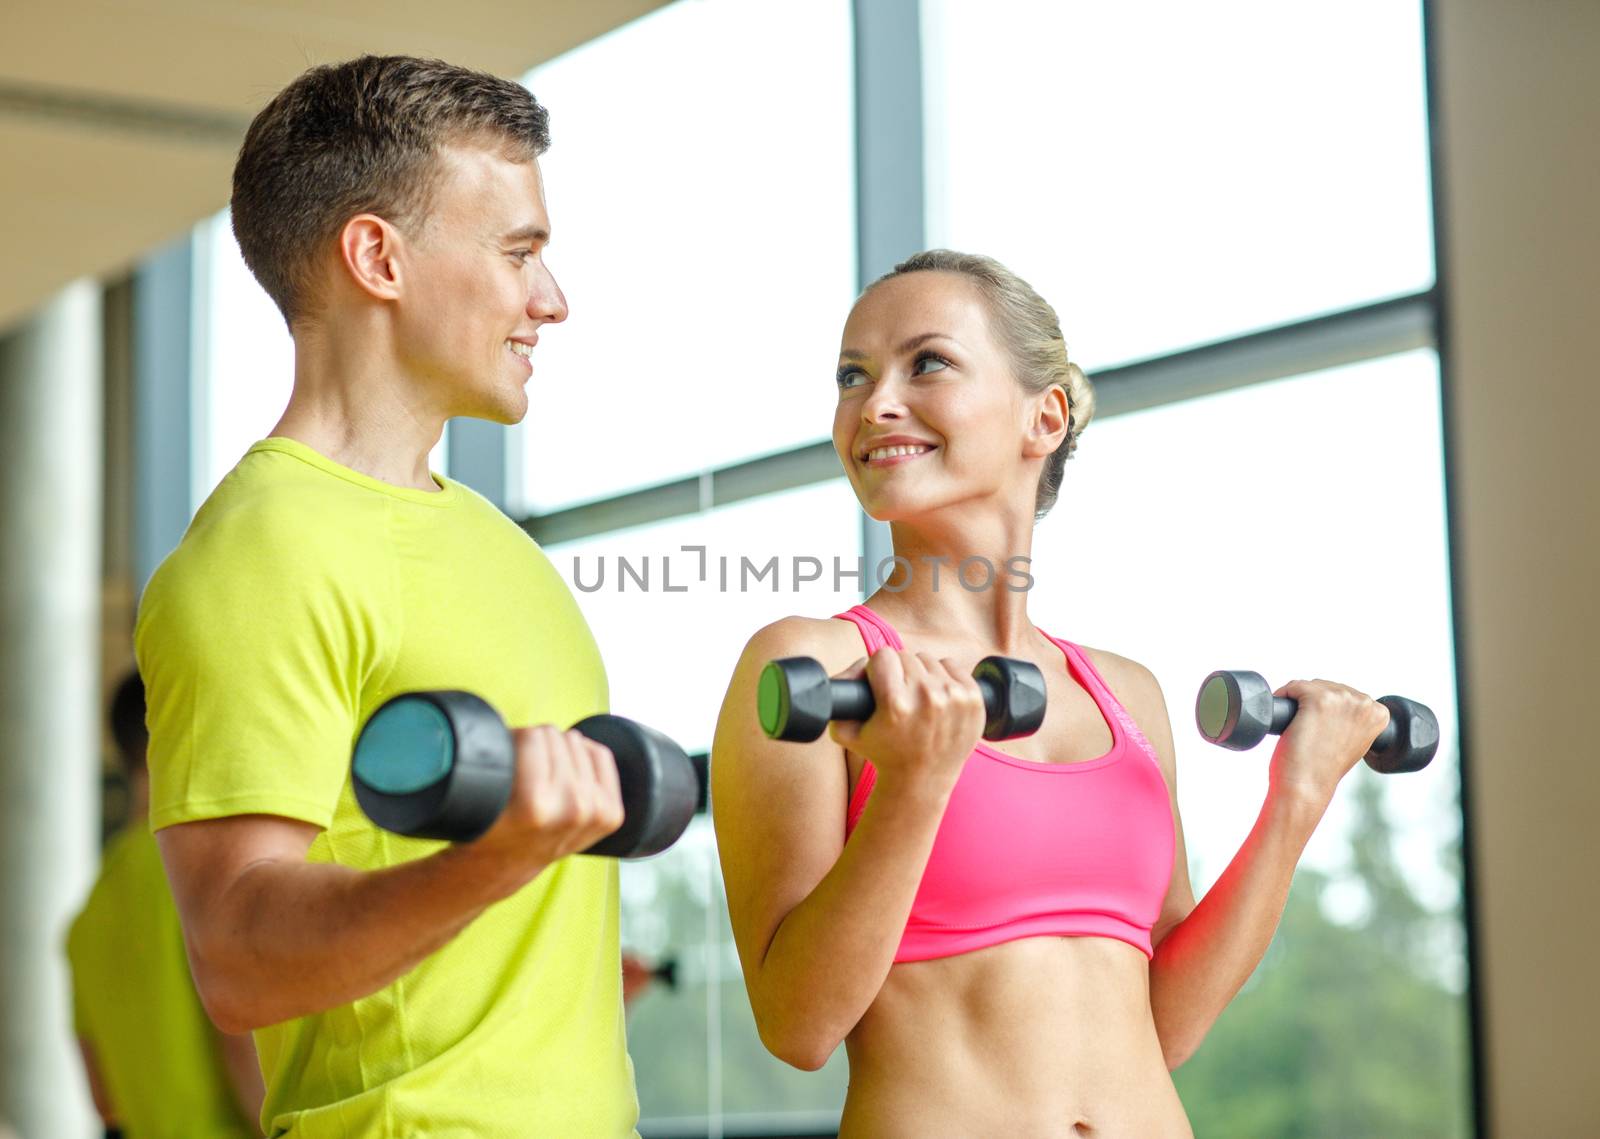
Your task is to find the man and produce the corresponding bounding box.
[67,672,264,1138]
[137,56,636,1136]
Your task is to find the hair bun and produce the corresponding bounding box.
[1064,361,1096,448]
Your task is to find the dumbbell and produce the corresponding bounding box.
[351,691,700,858]
[1195,670,1439,774]
[651,958,678,991]
[759,655,1047,742]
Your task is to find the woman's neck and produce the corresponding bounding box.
[868,508,1042,655]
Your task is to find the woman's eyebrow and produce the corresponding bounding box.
[839,332,955,362]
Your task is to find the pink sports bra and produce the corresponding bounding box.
[835,604,1175,962]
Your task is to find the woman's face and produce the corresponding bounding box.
[833,270,1045,523]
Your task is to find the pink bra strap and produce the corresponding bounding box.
[1045,633,1160,763]
[832,604,904,651]
[831,606,892,835]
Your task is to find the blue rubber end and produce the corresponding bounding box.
[353,697,455,795]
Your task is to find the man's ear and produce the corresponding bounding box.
[337,214,406,303]
[1023,384,1070,458]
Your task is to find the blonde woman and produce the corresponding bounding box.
[711,250,1391,1136]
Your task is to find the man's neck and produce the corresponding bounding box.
[275,317,447,492]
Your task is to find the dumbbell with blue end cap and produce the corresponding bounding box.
[351,691,700,858]
[1195,670,1439,774]
[758,655,1048,742]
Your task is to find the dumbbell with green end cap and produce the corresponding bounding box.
[1195,670,1439,774]
[758,656,1048,742]
[351,691,700,858]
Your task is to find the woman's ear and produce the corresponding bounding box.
[1023,384,1071,458]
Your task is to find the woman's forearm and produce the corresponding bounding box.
[1148,787,1326,1068]
[751,775,949,1069]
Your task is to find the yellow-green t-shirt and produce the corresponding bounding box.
[66,823,255,1139]
[135,437,639,1138]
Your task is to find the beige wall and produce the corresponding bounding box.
[1432,1,1600,1133]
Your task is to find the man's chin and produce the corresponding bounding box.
[457,391,528,426]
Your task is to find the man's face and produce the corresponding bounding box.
[398,144,567,424]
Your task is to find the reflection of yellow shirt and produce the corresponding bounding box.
[136,438,639,1138]
[66,823,253,1139]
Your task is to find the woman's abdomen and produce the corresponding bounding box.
[839,935,1193,1138]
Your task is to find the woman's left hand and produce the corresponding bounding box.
[1267,679,1393,809]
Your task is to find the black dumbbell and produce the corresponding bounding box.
[351,691,700,858]
[1195,670,1439,774]
[652,958,678,991]
[758,655,1047,742]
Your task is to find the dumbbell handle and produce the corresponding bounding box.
[1265,694,1412,760]
[828,674,1005,733]
[761,655,1046,743]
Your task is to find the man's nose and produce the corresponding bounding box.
[528,264,569,325]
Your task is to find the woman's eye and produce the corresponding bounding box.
[837,367,868,390]
[914,354,950,376]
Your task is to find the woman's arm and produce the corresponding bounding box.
[712,618,981,1070]
[1119,664,1390,1069]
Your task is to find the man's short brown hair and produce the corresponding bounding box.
[230,54,552,327]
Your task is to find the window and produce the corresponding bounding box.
[517,0,856,513]
[922,0,1435,368]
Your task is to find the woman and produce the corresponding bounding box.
[710,250,1391,1136]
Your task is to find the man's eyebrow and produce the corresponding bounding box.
[499,224,550,244]
[839,332,953,361]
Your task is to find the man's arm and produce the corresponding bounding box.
[213,1027,265,1135]
[75,1037,117,1127]
[159,724,626,1033]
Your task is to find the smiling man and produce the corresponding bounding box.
[135,56,639,1136]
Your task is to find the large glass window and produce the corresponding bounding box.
[921,0,1435,368]
[196,210,295,498]
[516,0,857,514]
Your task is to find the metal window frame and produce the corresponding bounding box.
[520,289,1437,549]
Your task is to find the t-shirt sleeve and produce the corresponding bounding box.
[135,516,383,832]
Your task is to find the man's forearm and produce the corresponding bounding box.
[196,842,541,1032]
[1147,789,1325,1067]
[215,1027,265,1135]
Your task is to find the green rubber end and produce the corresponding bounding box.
[757,664,789,739]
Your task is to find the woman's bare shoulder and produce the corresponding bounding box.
[740,611,871,674]
[1075,643,1167,712]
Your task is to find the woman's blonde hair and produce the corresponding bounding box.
[870,250,1095,520]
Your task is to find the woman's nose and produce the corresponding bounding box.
[860,376,907,422]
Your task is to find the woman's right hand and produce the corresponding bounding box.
[826,649,986,800]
